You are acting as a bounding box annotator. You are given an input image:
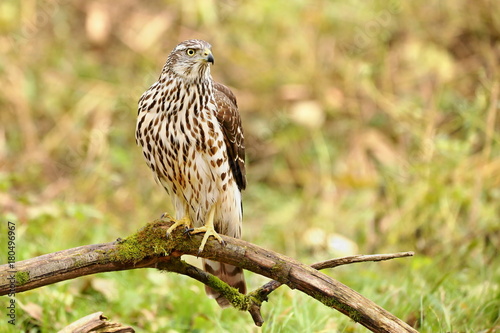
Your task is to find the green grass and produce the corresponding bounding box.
[1,0,500,332]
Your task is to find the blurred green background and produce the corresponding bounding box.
[1,0,499,332]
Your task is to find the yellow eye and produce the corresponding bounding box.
[186,49,195,56]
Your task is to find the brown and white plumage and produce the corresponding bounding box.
[135,39,246,307]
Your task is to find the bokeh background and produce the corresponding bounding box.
[1,0,499,332]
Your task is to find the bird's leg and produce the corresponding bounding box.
[190,205,225,254]
[162,212,192,237]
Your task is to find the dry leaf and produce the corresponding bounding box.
[19,302,43,322]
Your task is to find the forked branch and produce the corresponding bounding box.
[0,220,417,333]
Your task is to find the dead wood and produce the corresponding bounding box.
[58,311,134,333]
[0,220,418,333]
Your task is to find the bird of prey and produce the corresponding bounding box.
[135,39,246,307]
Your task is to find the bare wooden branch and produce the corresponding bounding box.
[58,311,134,333]
[0,220,418,333]
[311,252,415,270]
[254,252,416,302]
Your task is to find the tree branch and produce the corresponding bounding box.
[59,312,134,333]
[254,252,415,304]
[0,220,418,333]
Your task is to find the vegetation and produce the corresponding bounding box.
[1,0,499,332]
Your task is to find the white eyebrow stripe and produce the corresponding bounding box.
[174,44,188,51]
[173,40,212,53]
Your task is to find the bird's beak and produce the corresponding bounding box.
[203,49,214,64]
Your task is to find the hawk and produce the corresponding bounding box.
[135,39,246,307]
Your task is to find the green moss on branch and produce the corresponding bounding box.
[15,271,30,286]
[108,220,178,263]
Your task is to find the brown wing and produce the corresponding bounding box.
[213,82,246,191]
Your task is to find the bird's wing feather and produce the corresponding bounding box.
[213,82,246,190]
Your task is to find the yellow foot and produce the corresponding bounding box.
[160,212,173,220]
[163,215,192,238]
[190,225,225,255]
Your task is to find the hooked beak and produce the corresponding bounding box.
[203,49,214,64]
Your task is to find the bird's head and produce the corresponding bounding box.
[165,39,214,82]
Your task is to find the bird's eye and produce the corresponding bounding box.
[186,49,195,56]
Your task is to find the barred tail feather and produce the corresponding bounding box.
[203,259,246,308]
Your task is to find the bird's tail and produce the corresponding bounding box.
[203,259,246,308]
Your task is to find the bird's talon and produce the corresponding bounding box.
[165,216,192,237]
[160,212,173,220]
